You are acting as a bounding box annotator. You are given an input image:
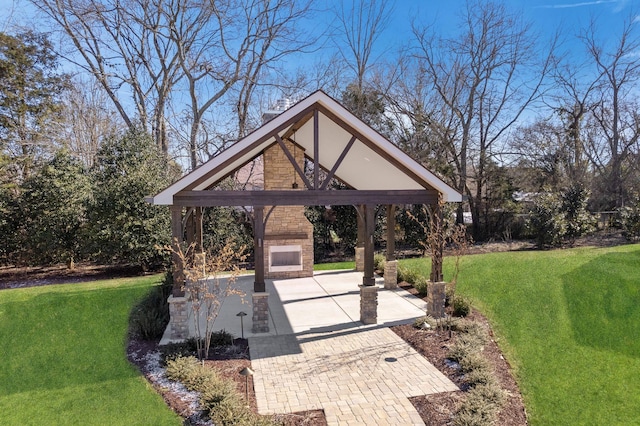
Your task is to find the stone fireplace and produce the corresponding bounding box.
[262,137,314,279]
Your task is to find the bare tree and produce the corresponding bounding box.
[55,78,121,168]
[173,0,315,170]
[580,15,640,209]
[409,0,555,239]
[32,0,185,155]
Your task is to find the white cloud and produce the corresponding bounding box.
[538,0,617,9]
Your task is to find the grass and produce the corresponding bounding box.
[400,243,640,425]
[313,260,355,270]
[0,276,181,425]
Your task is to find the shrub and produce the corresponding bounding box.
[129,273,172,340]
[619,204,640,242]
[463,368,495,387]
[398,266,420,285]
[413,276,429,295]
[454,388,500,426]
[414,315,438,330]
[164,356,201,382]
[373,253,386,271]
[209,329,234,348]
[459,352,490,375]
[527,186,595,248]
[165,355,276,425]
[452,296,471,317]
[160,341,197,365]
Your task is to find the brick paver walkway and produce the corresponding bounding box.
[250,327,458,425]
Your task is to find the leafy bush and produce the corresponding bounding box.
[413,276,429,295]
[209,329,234,347]
[528,186,595,248]
[164,356,276,425]
[373,253,386,271]
[528,191,567,248]
[413,315,438,330]
[452,296,471,317]
[619,204,640,242]
[447,318,504,426]
[88,127,175,270]
[398,266,419,284]
[459,352,490,375]
[129,273,172,340]
[160,340,198,365]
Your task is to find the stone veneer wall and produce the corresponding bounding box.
[263,140,314,279]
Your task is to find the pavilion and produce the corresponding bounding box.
[147,90,461,339]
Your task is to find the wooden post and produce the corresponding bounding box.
[355,205,365,272]
[170,206,185,296]
[386,204,395,261]
[253,206,265,293]
[185,208,195,248]
[194,206,203,253]
[363,204,376,286]
[430,198,444,283]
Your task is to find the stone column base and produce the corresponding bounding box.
[383,260,398,289]
[359,285,378,324]
[355,247,365,272]
[168,295,189,340]
[252,292,269,333]
[427,281,447,318]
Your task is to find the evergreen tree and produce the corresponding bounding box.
[19,150,91,267]
[88,128,175,269]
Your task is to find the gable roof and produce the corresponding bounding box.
[150,90,461,205]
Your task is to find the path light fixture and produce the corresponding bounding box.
[239,366,255,401]
[236,311,247,339]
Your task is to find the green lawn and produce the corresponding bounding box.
[401,243,640,425]
[0,276,181,425]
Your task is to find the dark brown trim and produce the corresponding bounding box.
[363,205,376,286]
[254,206,265,293]
[274,133,312,189]
[314,109,320,190]
[320,135,357,190]
[316,104,436,191]
[184,107,315,191]
[173,189,439,207]
[386,204,396,261]
[264,233,308,240]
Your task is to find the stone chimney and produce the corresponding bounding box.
[261,99,314,279]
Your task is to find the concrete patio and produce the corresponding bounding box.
[161,270,458,425]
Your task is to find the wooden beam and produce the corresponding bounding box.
[184,107,315,191]
[314,109,319,190]
[274,133,312,189]
[170,206,185,296]
[320,135,356,190]
[173,189,439,207]
[316,104,436,191]
[194,207,203,252]
[363,205,376,286]
[430,199,444,283]
[254,206,265,293]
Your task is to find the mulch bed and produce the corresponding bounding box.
[395,283,528,425]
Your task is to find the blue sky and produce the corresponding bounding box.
[369,0,637,58]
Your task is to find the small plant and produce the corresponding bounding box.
[129,272,173,340]
[413,276,429,295]
[373,253,386,271]
[209,329,235,347]
[619,204,640,242]
[452,296,471,317]
[414,315,438,330]
[447,318,504,426]
[164,355,276,425]
[398,266,420,285]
